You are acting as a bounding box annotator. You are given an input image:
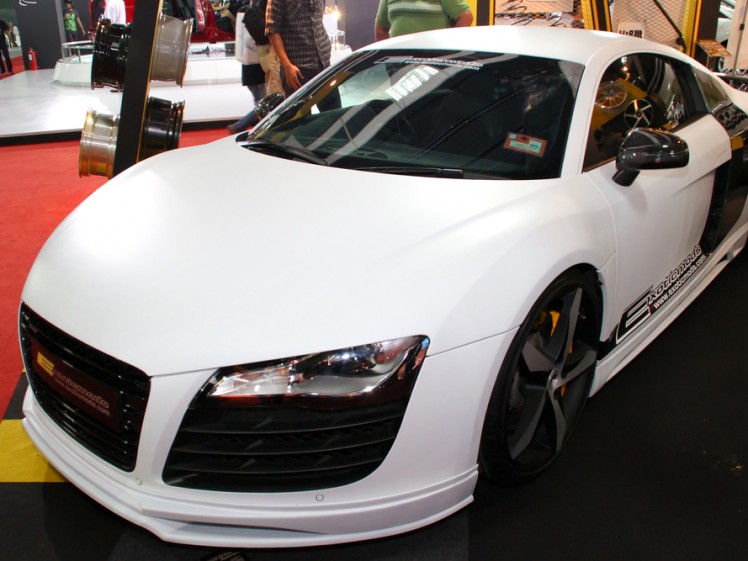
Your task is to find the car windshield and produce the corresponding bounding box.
[247,49,584,180]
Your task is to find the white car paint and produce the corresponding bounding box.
[20,26,748,547]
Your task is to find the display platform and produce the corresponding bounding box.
[0,68,252,141]
[53,42,243,88]
[1,44,355,142]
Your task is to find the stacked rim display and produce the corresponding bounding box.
[151,14,192,86]
[92,19,131,91]
[79,109,119,178]
[141,97,185,159]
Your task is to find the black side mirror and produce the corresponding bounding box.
[613,128,689,186]
[255,92,285,120]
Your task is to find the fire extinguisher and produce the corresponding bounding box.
[27,48,38,71]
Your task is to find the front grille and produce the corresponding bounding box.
[19,304,150,472]
[163,400,408,492]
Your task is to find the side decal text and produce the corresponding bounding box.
[616,245,707,343]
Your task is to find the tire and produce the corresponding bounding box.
[479,269,601,485]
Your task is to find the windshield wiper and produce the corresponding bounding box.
[356,166,464,178]
[245,139,329,166]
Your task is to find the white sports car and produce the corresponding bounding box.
[20,26,748,548]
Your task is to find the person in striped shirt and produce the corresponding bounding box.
[374,0,473,41]
[266,0,331,95]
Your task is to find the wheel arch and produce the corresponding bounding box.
[475,264,604,483]
[473,260,606,397]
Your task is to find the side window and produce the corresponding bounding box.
[584,54,692,170]
[692,67,731,113]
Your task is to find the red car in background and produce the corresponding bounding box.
[91,0,234,43]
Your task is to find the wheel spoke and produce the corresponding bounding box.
[508,383,546,460]
[561,346,597,384]
[548,388,567,453]
[521,339,555,373]
[625,99,654,129]
[544,288,582,366]
[510,288,585,459]
[639,100,654,126]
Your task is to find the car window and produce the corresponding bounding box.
[692,67,731,113]
[250,50,584,180]
[584,54,693,170]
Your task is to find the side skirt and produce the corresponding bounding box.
[590,223,748,396]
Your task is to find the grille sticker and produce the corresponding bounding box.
[36,351,55,377]
[31,340,121,432]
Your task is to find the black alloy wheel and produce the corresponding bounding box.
[480,270,601,485]
[623,98,655,130]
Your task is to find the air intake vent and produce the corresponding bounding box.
[163,400,408,492]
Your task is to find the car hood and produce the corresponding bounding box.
[22,137,580,375]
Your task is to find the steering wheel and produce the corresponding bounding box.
[623,98,655,130]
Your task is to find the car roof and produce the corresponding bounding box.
[362,26,690,68]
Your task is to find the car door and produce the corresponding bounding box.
[582,53,732,344]
[690,67,748,252]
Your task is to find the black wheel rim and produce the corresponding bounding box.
[623,98,654,129]
[140,97,185,160]
[91,19,132,91]
[504,283,598,473]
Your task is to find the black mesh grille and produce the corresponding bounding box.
[162,400,408,492]
[19,304,150,472]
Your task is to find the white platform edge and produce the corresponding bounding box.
[0,66,253,139]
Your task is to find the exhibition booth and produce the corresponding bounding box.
[1,0,741,143]
[1,2,747,561]
[0,0,364,140]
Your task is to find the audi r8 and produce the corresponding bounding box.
[19,26,748,547]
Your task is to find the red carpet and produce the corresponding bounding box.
[0,55,23,80]
[0,128,228,417]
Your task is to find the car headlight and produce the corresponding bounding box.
[202,336,429,408]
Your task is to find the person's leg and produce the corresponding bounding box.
[249,83,267,102]
[280,66,323,97]
[228,109,257,134]
[279,67,294,98]
[258,44,283,95]
[0,41,10,73]
[298,67,340,111]
[299,66,323,85]
[228,84,267,133]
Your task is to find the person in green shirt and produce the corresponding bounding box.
[374,0,473,41]
[63,0,86,42]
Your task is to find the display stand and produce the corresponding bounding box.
[698,39,731,71]
[54,42,241,88]
[112,1,164,176]
[726,0,748,74]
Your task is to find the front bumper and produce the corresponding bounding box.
[22,333,512,547]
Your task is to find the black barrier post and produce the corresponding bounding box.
[112,1,163,177]
[477,0,493,26]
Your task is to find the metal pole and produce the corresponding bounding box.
[651,0,687,49]
[730,0,748,75]
[112,1,164,177]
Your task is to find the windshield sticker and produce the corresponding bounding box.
[376,56,483,71]
[616,244,707,343]
[504,133,547,157]
[386,66,439,100]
